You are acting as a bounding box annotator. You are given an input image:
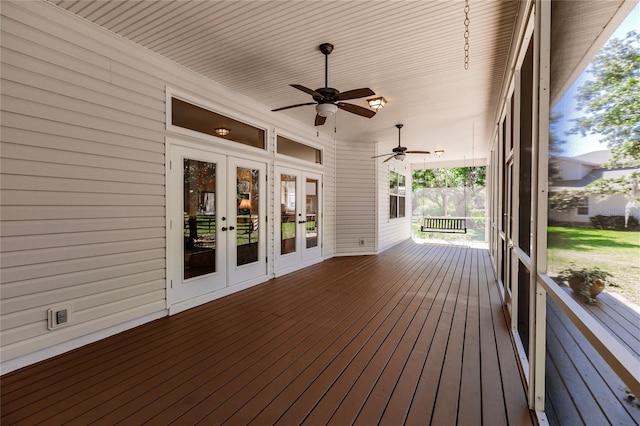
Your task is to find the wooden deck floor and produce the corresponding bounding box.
[545,289,640,425]
[1,240,533,425]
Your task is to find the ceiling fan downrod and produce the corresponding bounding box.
[319,43,334,89]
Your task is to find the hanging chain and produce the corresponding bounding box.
[464,0,470,70]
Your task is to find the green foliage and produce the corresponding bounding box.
[584,170,640,197]
[548,190,585,212]
[557,265,613,283]
[567,31,640,216]
[548,112,567,184]
[412,166,486,190]
[590,214,640,230]
[571,30,639,167]
[557,265,614,303]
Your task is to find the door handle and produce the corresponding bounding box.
[298,220,306,224]
[221,226,227,231]
[229,226,235,230]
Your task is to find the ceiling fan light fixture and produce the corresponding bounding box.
[316,103,338,117]
[367,97,387,110]
[434,149,445,157]
[395,153,406,161]
[215,127,230,136]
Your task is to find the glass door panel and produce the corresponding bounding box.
[305,178,318,249]
[301,171,322,263]
[236,166,259,266]
[183,159,217,280]
[280,174,297,256]
[228,157,267,286]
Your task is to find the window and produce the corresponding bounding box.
[277,135,322,164]
[171,97,265,149]
[390,171,406,219]
[577,196,589,215]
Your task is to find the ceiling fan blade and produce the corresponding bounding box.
[383,155,396,163]
[406,150,431,154]
[337,102,376,118]
[314,114,327,126]
[371,152,394,158]
[272,102,316,112]
[337,88,375,101]
[291,84,323,98]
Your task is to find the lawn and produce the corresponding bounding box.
[547,226,640,306]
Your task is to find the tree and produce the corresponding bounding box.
[412,166,485,191]
[572,30,639,167]
[412,166,486,217]
[570,30,640,225]
[548,112,567,185]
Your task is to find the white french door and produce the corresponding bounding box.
[167,143,267,311]
[275,166,322,274]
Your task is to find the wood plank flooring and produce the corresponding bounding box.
[1,240,533,425]
[545,291,640,426]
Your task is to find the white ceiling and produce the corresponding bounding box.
[48,0,520,164]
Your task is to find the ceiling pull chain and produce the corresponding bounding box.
[464,0,470,70]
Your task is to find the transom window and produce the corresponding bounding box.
[277,135,322,164]
[171,97,265,150]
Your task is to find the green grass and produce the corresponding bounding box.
[547,226,640,305]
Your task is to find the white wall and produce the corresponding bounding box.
[556,158,592,180]
[0,1,335,372]
[549,194,639,224]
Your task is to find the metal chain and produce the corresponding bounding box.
[464,0,470,70]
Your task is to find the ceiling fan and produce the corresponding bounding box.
[271,43,377,126]
[372,124,431,162]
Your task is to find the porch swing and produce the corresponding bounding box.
[419,189,468,234]
[420,157,472,235]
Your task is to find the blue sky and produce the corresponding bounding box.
[551,3,639,158]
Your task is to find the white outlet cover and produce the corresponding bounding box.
[48,305,72,330]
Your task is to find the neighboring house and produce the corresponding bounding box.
[549,150,640,225]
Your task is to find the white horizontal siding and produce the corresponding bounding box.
[335,140,376,254]
[2,301,166,363]
[0,1,337,371]
[0,1,167,365]
[321,143,337,257]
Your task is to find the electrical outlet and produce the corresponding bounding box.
[359,238,365,246]
[56,310,68,325]
[48,305,72,330]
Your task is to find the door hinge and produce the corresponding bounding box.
[169,160,172,170]
[266,256,268,263]
[170,220,172,229]
[170,279,173,288]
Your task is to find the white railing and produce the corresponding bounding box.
[538,273,640,398]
